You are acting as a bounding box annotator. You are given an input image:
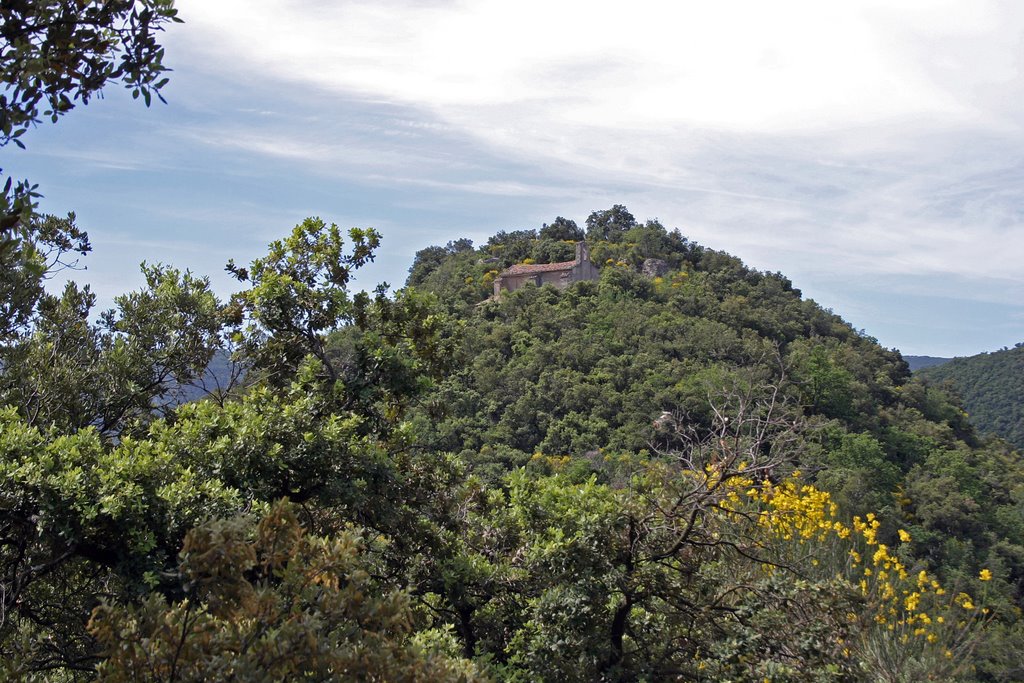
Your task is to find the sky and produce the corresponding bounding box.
[11,0,1024,357]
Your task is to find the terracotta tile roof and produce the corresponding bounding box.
[500,260,576,276]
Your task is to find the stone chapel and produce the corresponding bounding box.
[492,242,600,297]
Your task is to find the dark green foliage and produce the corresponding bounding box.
[407,207,1024,679]
[918,344,1024,449]
[0,7,182,451]
[585,204,636,242]
[1,0,179,252]
[426,396,864,682]
[0,212,89,342]
[0,221,467,677]
[0,0,179,147]
[408,238,475,287]
[410,214,909,475]
[0,263,222,438]
[539,216,583,241]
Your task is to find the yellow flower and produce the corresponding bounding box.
[980,568,993,581]
[898,529,912,542]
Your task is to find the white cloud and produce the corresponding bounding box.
[176,0,1013,132]
[169,0,1024,292]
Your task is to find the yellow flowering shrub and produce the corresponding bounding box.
[711,471,992,679]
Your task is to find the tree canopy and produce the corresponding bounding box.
[1,0,180,232]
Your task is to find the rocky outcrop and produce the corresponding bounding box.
[641,258,669,278]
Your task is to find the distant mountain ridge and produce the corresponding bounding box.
[904,355,952,372]
[917,344,1024,449]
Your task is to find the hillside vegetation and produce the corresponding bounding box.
[2,208,1024,681]
[918,344,1024,450]
[403,207,1024,680]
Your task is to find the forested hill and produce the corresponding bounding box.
[404,205,1024,677]
[407,206,918,484]
[918,344,1024,449]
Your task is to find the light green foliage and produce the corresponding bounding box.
[814,429,901,516]
[0,262,222,438]
[444,466,862,681]
[226,217,380,385]
[0,364,475,676]
[789,341,860,420]
[0,214,476,678]
[0,407,243,676]
[415,384,868,681]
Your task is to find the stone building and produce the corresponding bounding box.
[493,242,600,297]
